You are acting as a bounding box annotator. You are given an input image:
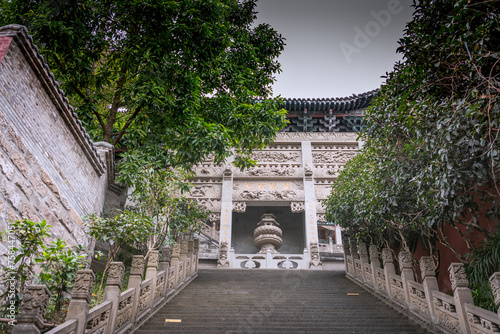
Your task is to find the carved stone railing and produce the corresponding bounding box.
[229,249,310,269]
[13,238,200,334]
[344,238,500,334]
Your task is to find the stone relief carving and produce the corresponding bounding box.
[72,269,95,302]
[309,242,322,268]
[276,132,358,142]
[316,214,326,224]
[180,241,188,255]
[358,242,368,257]
[381,248,394,265]
[312,144,358,151]
[316,201,326,214]
[419,256,436,279]
[217,241,229,267]
[107,262,125,288]
[147,250,159,268]
[233,202,246,213]
[234,190,303,201]
[489,272,500,306]
[209,213,221,223]
[398,251,412,270]
[172,244,180,257]
[18,285,51,321]
[130,256,145,276]
[449,263,469,290]
[290,202,305,213]
[312,151,357,164]
[197,199,221,211]
[313,164,345,178]
[161,246,172,263]
[188,184,222,198]
[369,245,380,261]
[266,144,301,150]
[304,164,313,181]
[314,185,332,200]
[250,151,300,163]
[234,164,302,177]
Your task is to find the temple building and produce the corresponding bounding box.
[189,90,378,269]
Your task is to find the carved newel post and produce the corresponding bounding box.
[193,238,200,274]
[13,285,51,334]
[104,262,125,333]
[217,241,229,267]
[145,251,159,308]
[449,263,474,334]
[128,255,144,325]
[398,251,414,307]
[66,269,95,334]
[358,242,369,283]
[419,256,439,327]
[309,242,322,270]
[179,241,188,283]
[369,245,380,290]
[382,248,395,300]
[187,240,194,276]
[489,273,500,321]
[170,244,181,288]
[342,236,351,276]
[160,246,171,272]
[349,239,358,260]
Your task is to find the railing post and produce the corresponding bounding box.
[103,262,125,334]
[449,263,473,334]
[170,243,180,288]
[160,246,171,296]
[369,245,380,291]
[342,235,351,276]
[12,285,51,334]
[398,250,415,309]
[419,256,439,329]
[349,238,358,260]
[179,241,188,283]
[382,248,395,300]
[145,250,159,308]
[128,255,144,325]
[193,238,200,274]
[65,269,95,334]
[489,272,500,321]
[358,242,369,283]
[187,240,194,276]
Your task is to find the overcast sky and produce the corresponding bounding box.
[255,0,415,98]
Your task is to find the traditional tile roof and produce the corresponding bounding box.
[0,24,106,175]
[280,89,378,113]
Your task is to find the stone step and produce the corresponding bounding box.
[135,269,430,334]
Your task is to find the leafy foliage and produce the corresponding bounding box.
[0,0,288,169]
[0,219,86,325]
[325,0,499,303]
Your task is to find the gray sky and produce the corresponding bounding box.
[255,0,415,98]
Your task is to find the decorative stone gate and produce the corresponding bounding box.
[189,93,378,268]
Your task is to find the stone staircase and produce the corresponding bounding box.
[136,269,430,333]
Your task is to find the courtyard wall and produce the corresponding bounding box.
[0,25,114,267]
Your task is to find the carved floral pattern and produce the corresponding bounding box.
[131,256,145,276]
[233,202,246,213]
[449,263,469,290]
[312,151,357,164]
[290,202,305,213]
[107,262,125,288]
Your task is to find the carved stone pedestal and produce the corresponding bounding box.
[254,213,283,254]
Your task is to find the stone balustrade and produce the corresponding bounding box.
[344,238,500,334]
[12,239,200,334]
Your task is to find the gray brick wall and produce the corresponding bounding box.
[0,26,111,268]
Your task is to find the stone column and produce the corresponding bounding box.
[145,250,159,308]
[358,242,369,283]
[13,285,51,334]
[382,248,395,300]
[65,269,95,334]
[449,263,473,334]
[128,255,144,325]
[220,166,233,261]
[335,225,343,245]
[398,250,414,308]
[187,240,194,276]
[301,141,320,250]
[489,272,500,321]
[179,241,188,283]
[419,256,439,328]
[103,262,125,333]
[170,244,181,288]
[193,238,200,274]
[369,245,380,291]
[342,235,352,277]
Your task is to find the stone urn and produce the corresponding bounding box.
[254,213,283,254]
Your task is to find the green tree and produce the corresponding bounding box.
[0,0,287,169]
[325,0,499,299]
